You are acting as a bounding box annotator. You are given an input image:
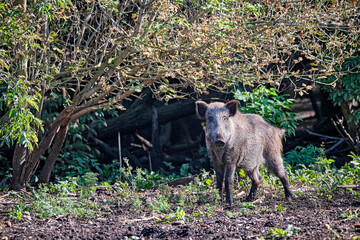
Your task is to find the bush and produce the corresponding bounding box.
[284,145,325,169]
[233,87,300,136]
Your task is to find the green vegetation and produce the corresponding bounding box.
[268,225,301,239]
[234,87,300,136]
[8,172,102,220]
[6,150,360,224]
[284,145,324,169]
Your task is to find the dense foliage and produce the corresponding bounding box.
[0,0,359,189]
[233,87,300,136]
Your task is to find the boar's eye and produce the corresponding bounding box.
[222,116,228,121]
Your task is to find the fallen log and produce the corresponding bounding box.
[97,92,230,139]
[152,174,198,189]
[93,174,199,190]
[337,185,360,189]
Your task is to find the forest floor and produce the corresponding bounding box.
[1,186,360,240]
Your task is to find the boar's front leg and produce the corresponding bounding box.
[214,167,224,201]
[224,164,236,205]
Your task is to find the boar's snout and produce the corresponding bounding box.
[215,140,225,148]
[214,132,226,148]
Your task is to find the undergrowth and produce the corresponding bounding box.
[6,148,360,227]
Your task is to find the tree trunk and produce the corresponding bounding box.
[38,123,69,183]
[151,106,161,170]
[341,100,359,143]
[10,144,30,190]
[10,110,71,190]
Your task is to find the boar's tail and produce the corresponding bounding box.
[280,129,286,137]
[278,129,286,153]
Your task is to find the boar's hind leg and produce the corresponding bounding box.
[245,166,262,202]
[266,158,293,201]
[224,165,236,204]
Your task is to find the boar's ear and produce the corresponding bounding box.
[195,100,208,120]
[225,100,239,116]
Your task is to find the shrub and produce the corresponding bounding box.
[233,87,300,136]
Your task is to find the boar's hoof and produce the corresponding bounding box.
[226,195,233,205]
[285,193,293,202]
[245,195,255,202]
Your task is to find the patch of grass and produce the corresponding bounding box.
[148,196,170,213]
[339,209,359,220]
[130,194,143,213]
[9,172,103,220]
[7,149,360,226]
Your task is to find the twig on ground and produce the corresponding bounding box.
[305,129,342,140]
[135,133,153,149]
[117,216,161,223]
[325,139,344,154]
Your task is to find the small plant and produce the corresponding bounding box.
[192,209,205,218]
[174,207,186,221]
[180,163,191,177]
[8,202,28,221]
[324,223,341,239]
[183,170,220,204]
[157,207,188,223]
[79,172,98,188]
[243,202,257,209]
[342,152,360,185]
[148,196,170,213]
[130,194,143,212]
[203,203,216,217]
[226,211,240,218]
[175,188,188,207]
[275,204,286,212]
[268,225,301,238]
[118,159,175,191]
[234,169,251,193]
[313,157,338,194]
[339,209,359,220]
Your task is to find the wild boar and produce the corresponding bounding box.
[195,100,292,204]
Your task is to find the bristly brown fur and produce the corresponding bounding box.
[195,100,293,204]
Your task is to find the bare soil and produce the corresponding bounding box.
[1,188,360,240]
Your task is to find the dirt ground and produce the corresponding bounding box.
[1,188,360,240]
